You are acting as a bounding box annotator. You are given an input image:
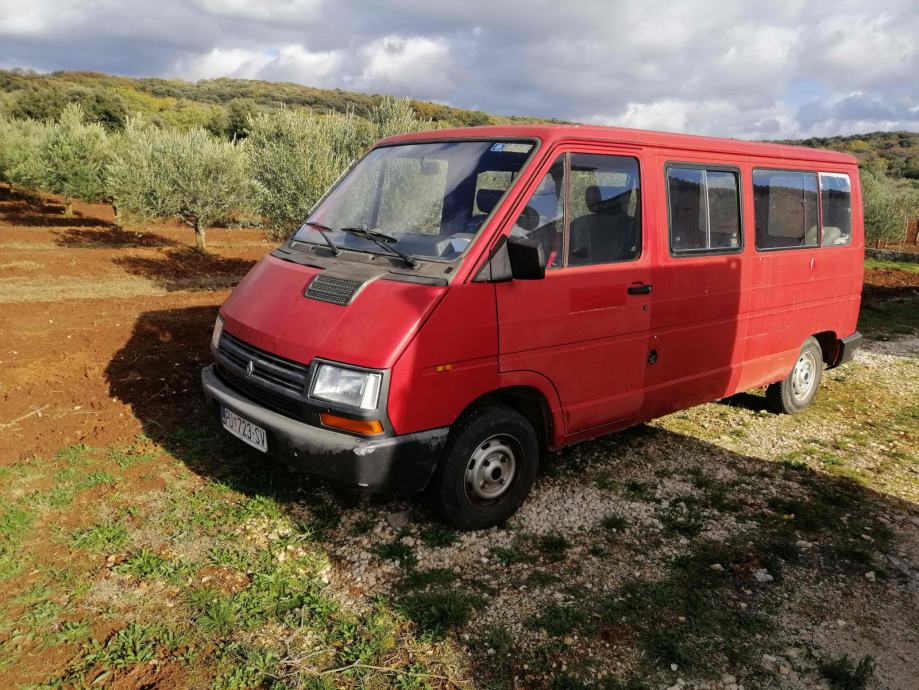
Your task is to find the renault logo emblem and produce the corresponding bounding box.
[245,360,255,377]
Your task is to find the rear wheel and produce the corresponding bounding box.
[766,337,823,414]
[426,405,539,530]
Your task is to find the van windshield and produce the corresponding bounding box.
[292,140,535,262]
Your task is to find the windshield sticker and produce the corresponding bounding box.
[490,143,532,153]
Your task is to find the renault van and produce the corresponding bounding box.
[201,125,863,529]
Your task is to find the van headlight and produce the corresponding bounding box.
[211,315,224,351]
[310,363,382,410]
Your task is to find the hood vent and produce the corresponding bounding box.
[305,274,365,305]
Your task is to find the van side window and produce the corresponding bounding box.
[753,169,819,250]
[568,153,641,265]
[511,156,564,268]
[819,172,852,246]
[667,166,741,255]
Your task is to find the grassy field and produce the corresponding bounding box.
[0,187,917,689]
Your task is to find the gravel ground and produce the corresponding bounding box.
[289,335,919,689]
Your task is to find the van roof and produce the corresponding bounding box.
[379,124,858,165]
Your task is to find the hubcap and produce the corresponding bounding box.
[464,435,518,503]
[790,351,818,402]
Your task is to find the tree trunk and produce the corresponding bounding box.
[194,219,207,253]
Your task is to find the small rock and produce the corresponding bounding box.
[753,569,774,583]
[671,663,679,671]
[710,563,724,572]
[386,511,410,530]
[865,571,876,582]
[721,674,737,685]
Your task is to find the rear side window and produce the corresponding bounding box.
[753,169,819,250]
[568,153,641,265]
[667,165,741,255]
[820,173,852,246]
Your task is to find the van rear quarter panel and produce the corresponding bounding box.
[631,149,863,421]
[741,159,863,386]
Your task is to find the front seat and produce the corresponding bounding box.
[466,189,505,232]
[569,186,637,264]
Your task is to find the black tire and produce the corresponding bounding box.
[426,405,539,530]
[766,337,823,414]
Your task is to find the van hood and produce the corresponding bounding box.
[219,254,446,369]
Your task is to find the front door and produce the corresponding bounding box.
[495,146,653,437]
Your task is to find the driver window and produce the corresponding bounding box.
[511,156,564,268]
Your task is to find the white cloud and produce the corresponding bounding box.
[255,45,343,86]
[0,0,916,138]
[172,48,274,81]
[353,35,454,96]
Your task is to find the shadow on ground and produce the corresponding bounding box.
[0,185,113,228]
[109,250,258,292]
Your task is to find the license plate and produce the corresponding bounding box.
[221,407,268,452]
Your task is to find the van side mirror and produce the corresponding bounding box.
[506,235,547,280]
[473,235,547,282]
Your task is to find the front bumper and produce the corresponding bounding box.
[831,331,863,368]
[201,364,447,493]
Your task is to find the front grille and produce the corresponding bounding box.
[305,274,363,305]
[216,333,311,420]
[218,366,304,419]
[218,333,310,393]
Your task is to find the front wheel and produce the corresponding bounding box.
[766,337,823,414]
[426,405,539,530]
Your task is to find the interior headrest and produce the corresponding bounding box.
[585,186,603,212]
[585,186,626,214]
[476,189,504,214]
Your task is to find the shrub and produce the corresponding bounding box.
[862,170,917,247]
[246,97,433,241]
[0,116,48,188]
[246,108,370,240]
[32,104,110,213]
[108,119,251,251]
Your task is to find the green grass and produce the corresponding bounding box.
[373,541,417,568]
[530,603,589,637]
[69,521,129,552]
[864,257,919,273]
[859,295,919,339]
[398,589,484,637]
[820,654,876,689]
[536,534,569,562]
[419,524,458,548]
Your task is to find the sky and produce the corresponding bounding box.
[0,0,917,139]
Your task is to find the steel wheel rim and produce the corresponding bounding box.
[791,351,818,402]
[464,434,518,505]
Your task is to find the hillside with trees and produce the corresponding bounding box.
[1,68,917,249]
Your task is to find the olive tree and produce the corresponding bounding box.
[32,104,110,214]
[861,170,915,247]
[0,116,48,189]
[246,97,433,240]
[109,120,251,251]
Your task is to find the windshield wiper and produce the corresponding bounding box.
[301,221,341,256]
[338,226,419,268]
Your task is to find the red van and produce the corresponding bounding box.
[202,125,863,529]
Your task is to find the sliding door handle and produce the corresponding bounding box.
[627,283,652,295]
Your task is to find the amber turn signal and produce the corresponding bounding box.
[319,412,383,435]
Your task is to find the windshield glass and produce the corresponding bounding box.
[292,140,535,262]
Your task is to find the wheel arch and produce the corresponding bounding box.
[453,384,560,452]
[812,330,839,366]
